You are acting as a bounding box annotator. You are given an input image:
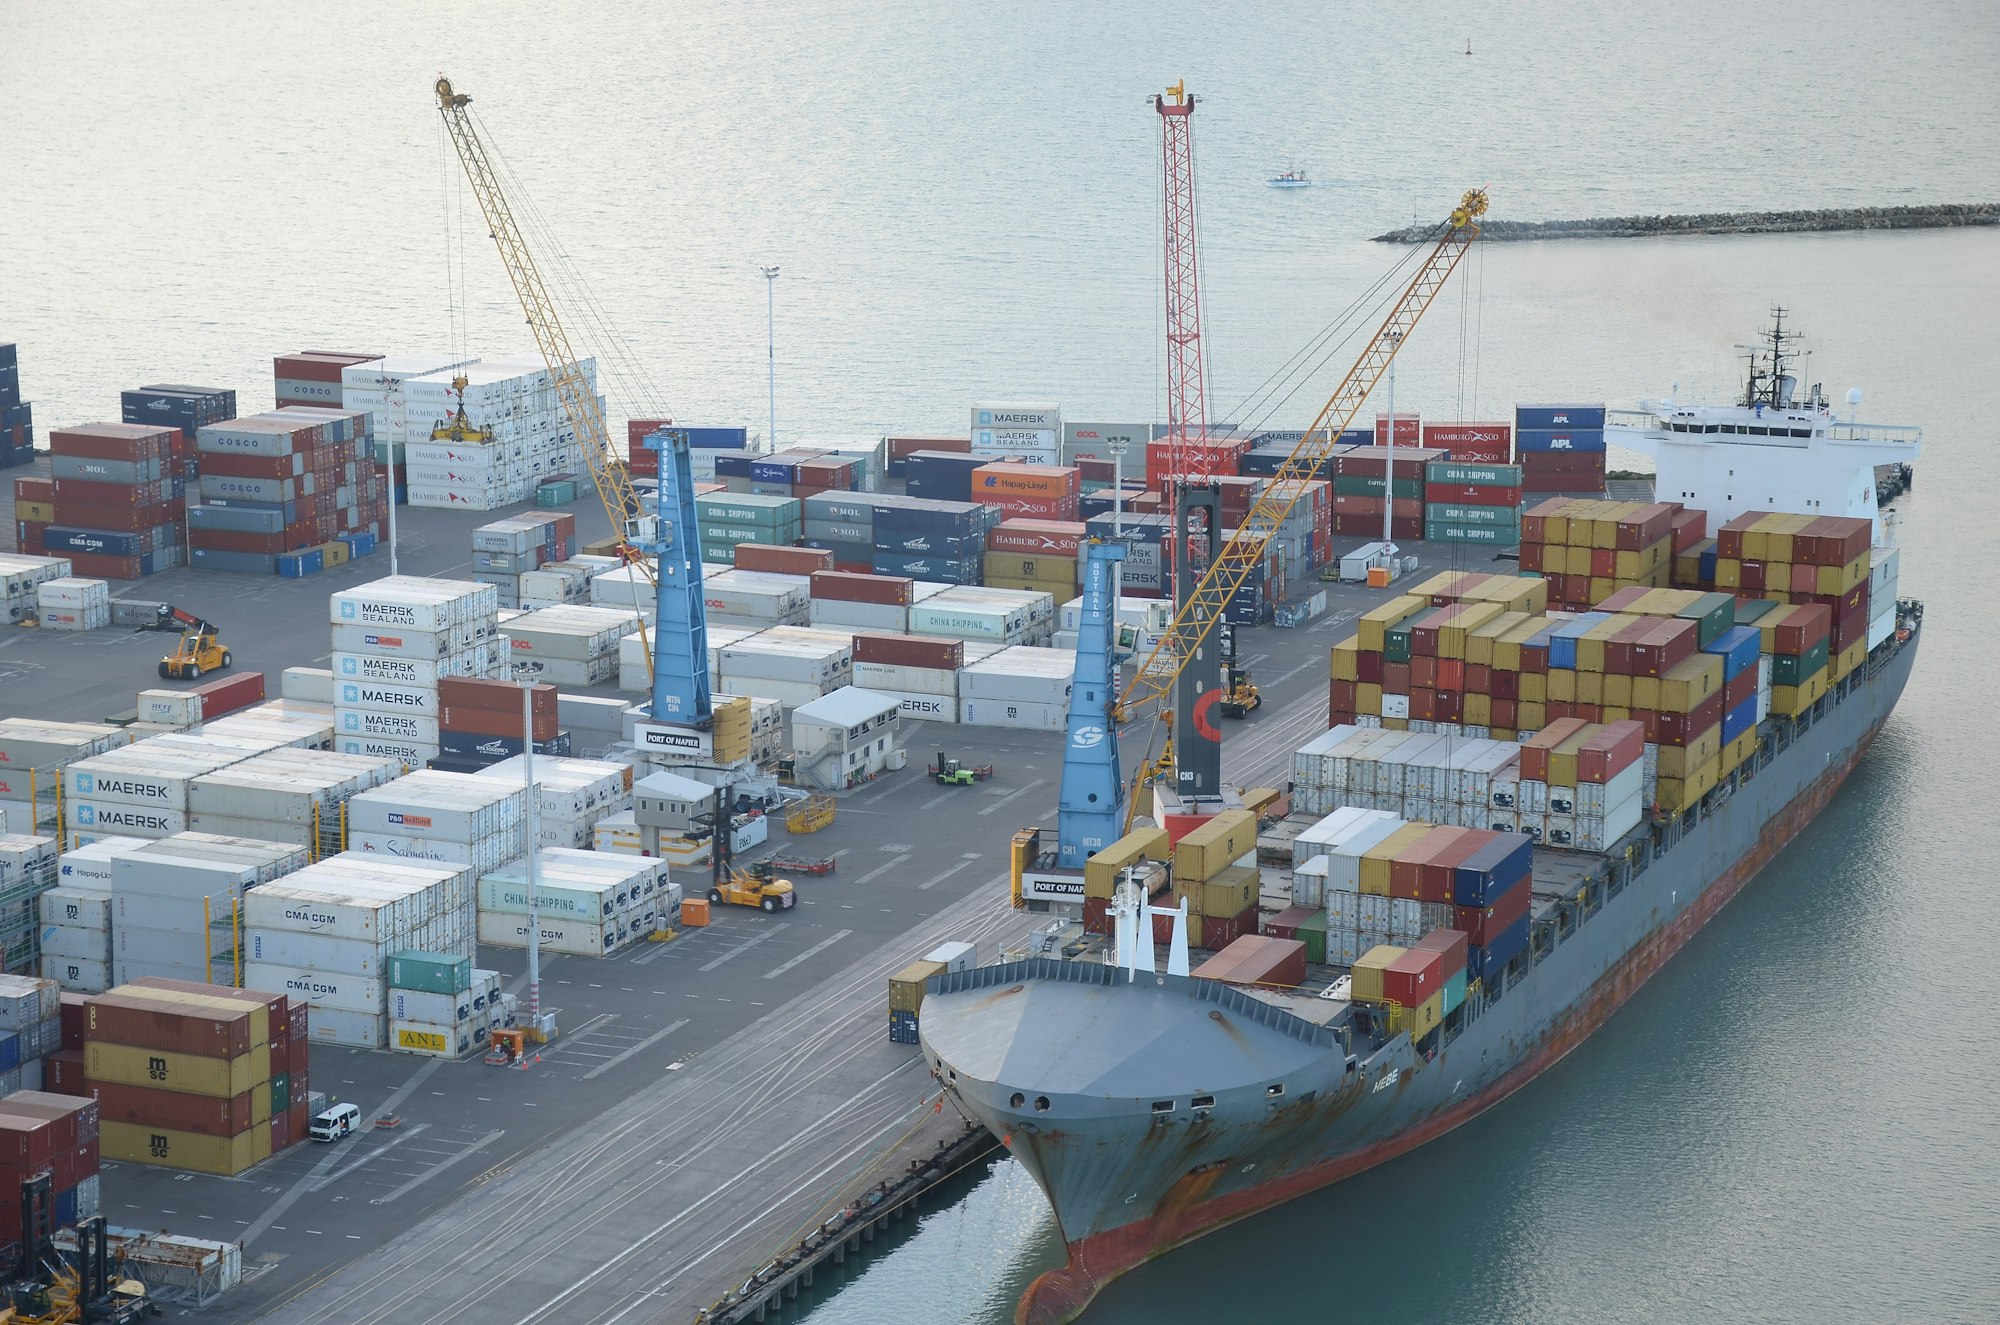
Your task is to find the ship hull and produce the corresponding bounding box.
[926,630,1918,1325]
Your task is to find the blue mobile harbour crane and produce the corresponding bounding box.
[629,426,712,738]
[1009,188,1491,915]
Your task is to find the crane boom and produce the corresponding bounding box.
[434,75,658,680]
[1116,189,1489,722]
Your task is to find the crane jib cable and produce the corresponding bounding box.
[1115,189,1489,721]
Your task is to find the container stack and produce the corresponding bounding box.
[1191,934,1308,989]
[242,853,477,1047]
[1290,727,1521,827]
[983,520,1085,604]
[1514,404,1608,494]
[39,838,145,994]
[1491,718,1649,848]
[110,834,309,986]
[872,499,990,584]
[33,577,110,632]
[1330,446,1443,540]
[84,979,300,1174]
[909,585,1055,646]
[121,384,237,480]
[193,408,383,575]
[0,719,128,834]
[434,677,567,771]
[274,351,380,412]
[63,732,283,843]
[699,569,812,630]
[37,424,185,578]
[0,344,33,465]
[475,848,674,960]
[624,421,749,481]
[888,959,946,1045]
[807,570,915,634]
[0,835,58,974]
[386,950,476,1058]
[330,577,504,769]
[334,354,470,496]
[0,1090,101,1237]
[345,769,528,875]
[696,493,802,565]
[969,462,1081,521]
[470,512,578,609]
[851,635,962,725]
[716,627,855,708]
[971,402,1061,465]
[184,750,404,852]
[473,755,633,849]
[498,605,637,689]
[1421,421,1512,463]
[398,356,593,510]
[1423,461,1524,544]
[733,544,830,576]
[1518,499,1680,609]
[1165,809,1261,950]
[957,646,1073,731]
[886,435,970,479]
[902,451,986,502]
[0,553,73,625]
[801,492,882,569]
[1711,512,1875,678]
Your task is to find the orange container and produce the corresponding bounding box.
[1367,565,1392,588]
[681,899,711,928]
[970,463,1079,499]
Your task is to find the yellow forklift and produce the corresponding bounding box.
[148,605,231,680]
[703,786,796,913]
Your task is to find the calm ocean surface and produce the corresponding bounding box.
[4,2,1998,1320]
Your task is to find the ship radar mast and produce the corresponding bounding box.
[1740,307,1827,412]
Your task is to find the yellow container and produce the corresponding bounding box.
[889,960,947,1015]
[1389,989,1444,1039]
[1519,671,1548,705]
[1382,716,1409,731]
[1331,641,1361,682]
[1657,756,1722,812]
[1464,693,1492,727]
[100,1121,258,1176]
[15,500,54,523]
[1631,674,1661,710]
[1360,823,1431,896]
[320,540,351,568]
[1657,654,1724,712]
[1350,946,1406,1004]
[253,1120,273,1164]
[1465,611,1528,668]
[1655,727,1722,780]
[1715,558,1742,589]
[1084,826,1170,899]
[1604,672,1634,707]
[1358,596,1427,653]
[1516,701,1547,732]
[1239,788,1283,818]
[1493,615,1552,672]
[1172,809,1259,882]
[1562,545,1592,576]
[1199,866,1258,919]
[1436,602,1503,659]
[1577,669,1605,706]
[1771,667,1830,716]
[85,1041,269,1099]
[1835,638,1867,680]
[1587,576,1616,604]
[1720,728,1760,777]
[1545,668,1575,703]
[1356,683,1384,715]
[1602,705,1631,723]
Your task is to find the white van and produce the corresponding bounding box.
[308,1103,362,1142]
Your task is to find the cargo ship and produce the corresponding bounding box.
[919,320,1924,1325]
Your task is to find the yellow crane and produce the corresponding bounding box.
[1115,188,1489,829]
[434,76,656,681]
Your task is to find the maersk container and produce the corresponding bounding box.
[67,800,186,837]
[334,679,438,717]
[329,577,497,632]
[336,709,439,744]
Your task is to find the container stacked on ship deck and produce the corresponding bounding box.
[397,354,593,510]
[1710,511,1878,683]
[0,1089,101,1236]
[1519,498,1690,609]
[330,576,503,769]
[192,409,382,575]
[475,848,675,962]
[0,554,75,626]
[1487,719,1648,848]
[32,424,184,578]
[241,853,477,1048]
[886,942,976,1044]
[1167,809,1261,950]
[470,512,578,609]
[84,978,304,1174]
[110,834,308,987]
[0,344,34,464]
[39,837,146,994]
[1514,404,1608,494]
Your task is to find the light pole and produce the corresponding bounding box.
[520,679,546,1045]
[759,265,780,452]
[1383,330,1404,551]
[1107,437,1128,536]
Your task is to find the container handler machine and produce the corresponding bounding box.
[146,606,230,680]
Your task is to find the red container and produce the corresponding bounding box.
[86,1081,258,1137]
[1656,693,1723,746]
[888,435,969,460]
[1263,905,1318,942]
[1082,896,1112,936]
[1381,947,1445,1007]
[51,503,182,534]
[1410,656,1437,689]
[1631,618,1698,678]
[810,571,914,606]
[193,671,265,718]
[288,1101,309,1145]
[271,1108,291,1152]
[1422,422,1511,454]
[1724,667,1758,710]
[13,477,54,504]
[1456,872,1533,944]
[196,451,308,480]
[59,994,86,1052]
[1576,720,1645,782]
[734,544,832,575]
[851,633,963,671]
[1373,414,1421,445]
[1671,508,1708,553]
[49,476,173,506]
[1389,825,1460,901]
[0,1114,59,1168]
[49,423,178,461]
[1327,679,1357,714]
[1428,482,1523,507]
[1193,935,1308,988]
[986,519,1087,556]
[1518,717,1593,781]
[86,992,253,1059]
[439,705,561,741]
[1411,927,1470,978]
[63,552,142,580]
[1381,661,1410,695]
[439,678,558,717]
[1334,446,1445,477]
[1197,905,1257,952]
[1420,829,1490,905]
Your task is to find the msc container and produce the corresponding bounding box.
[88,1079,260,1137]
[84,993,253,1058]
[84,1041,268,1099]
[100,1120,259,1175]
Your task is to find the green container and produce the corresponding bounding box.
[1383,606,1445,664]
[1771,637,1830,685]
[389,950,473,995]
[1425,461,1522,487]
[1674,591,1737,647]
[1426,502,1521,527]
[271,1072,290,1116]
[1425,521,1517,545]
[537,480,577,507]
[695,493,801,524]
[1442,968,1468,1016]
[1333,475,1424,499]
[1296,911,1329,966]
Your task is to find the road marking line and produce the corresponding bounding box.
[308,1124,432,1191]
[367,1130,505,1205]
[851,853,910,885]
[977,779,1044,816]
[762,929,854,980]
[582,1019,689,1081]
[918,858,981,890]
[558,1012,620,1044]
[696,928,781,972]
[918,792,952,810]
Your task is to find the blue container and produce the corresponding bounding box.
[1515,428,1607,454]
[278,549,325,578]
[1470,912,1532,980]
[1515,404,1607,431]
[1702,624,1762,679]
[438,729,573,761]
[1722,695,1759,744]
[341,530,379,557]
[0,1032,18,1073]
[1338,428,1375,446]
[53,1185,77,1230]
[889,1012,920,1045]
[140,548,177,575]
[748,459,797,483]
[803,493,880,524]
[44,527,144,557]
[872,529,984,556]
[683,426,749,449]
[191,548,280,574]
[1454,836,1534,907]
[713,453,755,479]
[1546,612,1609,671]
[1699,547,1718,581]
